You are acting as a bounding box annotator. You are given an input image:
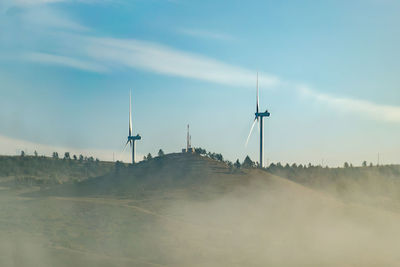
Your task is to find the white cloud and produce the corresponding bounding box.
[177,28,234,41]
[11,0,110,7]
[13,0,65,6]
[25,52,108,73]
[298,86,400,123]
[21,6,90,31]
[81,36,281,87]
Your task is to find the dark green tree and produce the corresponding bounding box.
[20,150,25,157]
[215,153,223,161]
[362,161,367,167]
[234,159,241,168]
[52,152,59,159]
[344,162,349,168]
[226,161,233,169]
[195,147,207,155]
[64,152,70,160]
[34,150,38,157]
[158,149,165,157]
[242,156,255,168]
[146,153,152,160]
[73,155,77,160]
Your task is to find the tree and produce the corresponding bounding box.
[146,153,152,160]
[115,160,124,174]
[195,147,207,155]
[20,150,25,157]
[226,161,233,169]
[362,161,367,167]
[242,156,255,168]
[52,152,59,159]
[234,159,241,168]
[73,155,77,160]
[215,153,223,162]
[268,163,276,170]
[64,152,70,160]
[34,150,38,157]
[344,162,349,168]
[158,149,165,157]
[79,154,84,161]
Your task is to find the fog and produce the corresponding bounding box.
[161,177,400,266]
[1,170,400,266]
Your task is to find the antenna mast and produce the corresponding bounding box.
[187,124,190,151]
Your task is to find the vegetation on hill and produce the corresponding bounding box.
[0,154,113,186]
[2,148,400,207]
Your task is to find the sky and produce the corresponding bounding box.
[1,0,400,166]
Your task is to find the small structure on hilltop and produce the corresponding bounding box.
[182,124,194,153]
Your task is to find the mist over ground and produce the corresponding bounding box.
[1,154,400,266]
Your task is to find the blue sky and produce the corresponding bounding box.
[1,0,400,166]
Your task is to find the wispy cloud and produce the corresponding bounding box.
[13,0,65,6]
[11,0,110,7]
[80,36,280,87]
[298,86,400,123]
[21,6,90,31]
[177,28,234,41]
[25,52,108,73]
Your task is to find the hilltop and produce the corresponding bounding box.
[28,153,298,200]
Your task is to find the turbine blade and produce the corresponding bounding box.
[122,140,130,152]
[245,118,257,147]
[129,90,132,136]
[256,72,259,114]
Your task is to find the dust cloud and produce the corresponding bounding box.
[160,177,400,267]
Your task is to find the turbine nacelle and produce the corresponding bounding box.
[128,134,142,141]
[255,110,270,118]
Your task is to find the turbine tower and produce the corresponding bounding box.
[124,90,141,164]
[245,73,270,168]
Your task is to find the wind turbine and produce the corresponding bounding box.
[245,73,270,168]
[124,90,141,164]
